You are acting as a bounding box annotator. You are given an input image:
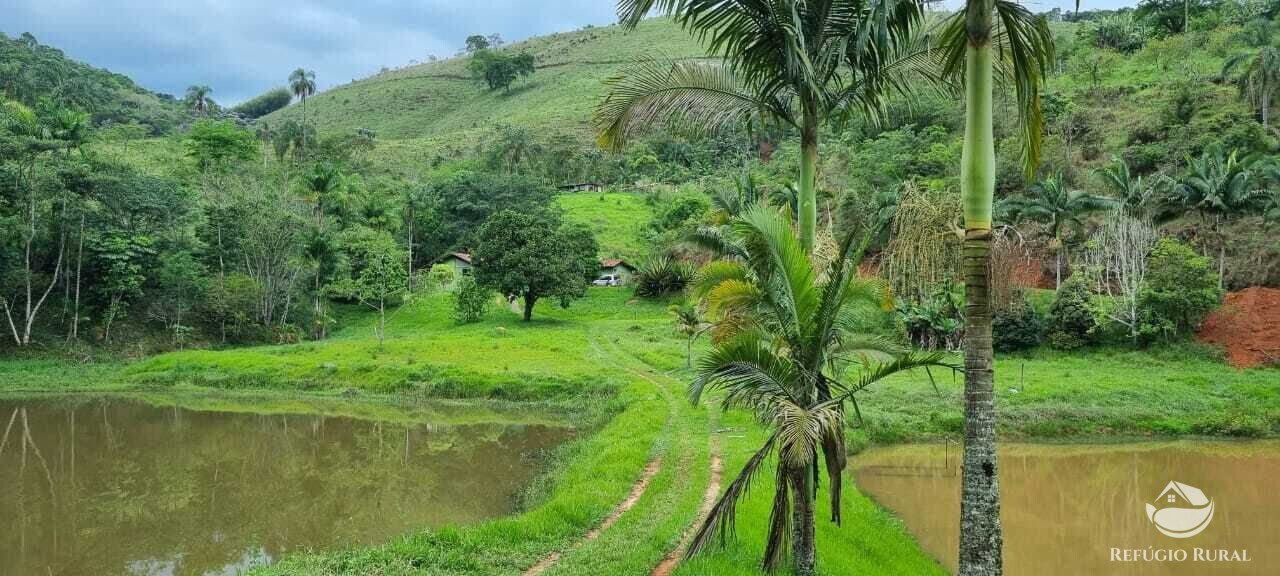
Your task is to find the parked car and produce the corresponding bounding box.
[593,274,621,287]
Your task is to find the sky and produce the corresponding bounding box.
[3,0,1137,105]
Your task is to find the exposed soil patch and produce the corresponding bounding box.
[1198,287,1280,368]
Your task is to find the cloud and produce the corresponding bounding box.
[1,0,619,104]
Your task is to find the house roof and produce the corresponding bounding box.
[600,258,635,270]
[446,252,472,264]
[1158,481,1210,506]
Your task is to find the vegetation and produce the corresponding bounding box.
[472,211,598,321]
[6,3,1280,576]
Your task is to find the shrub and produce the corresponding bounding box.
[895,279,963,350]
[993,303,1045,353]
[1139,238,1222,339]
[634,255,694,297]
[1046,275,1096,350]
[452,276,492,324]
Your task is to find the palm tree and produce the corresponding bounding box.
[1222,45,1280,131]
[1168,147,1268,285]
[1096,157,1156,216]
[599,0,933,251]
[304,162,342,228]
[935,1,1053,573]
[289,68,317,154]
[184,85,213,116]
[687,206,948,575]
[1006,174,1114,288]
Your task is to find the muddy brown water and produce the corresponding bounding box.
[0,397,574,575]
[853,441,1280,575]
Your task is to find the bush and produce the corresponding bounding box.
[634,255,694,297]
[452,276,492,324]
[993,303,1044,352]
[1139,238,1222,339]
[1046,275,1096,350]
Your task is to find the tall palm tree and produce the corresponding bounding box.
[1007,174,1115,288]
[1223,45,1280,131]
[599,0,933,251]
[1168,147,1268,285]
[184,85,213,117]
[289,68,317,154]
[935,1,1053,573]
[687,206,948,575]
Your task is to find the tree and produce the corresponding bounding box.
[936,0,1054,573]
[464,34,490,53]
[1006,174,1115,288]
[288,68,317,154]
[600,0,932,251]
[332,231,408,349]
[669,301,709,368]
[686,206,947,575]
[0,99,77,346]
[1167,147,1268,286]
[1139,237,1222,338]
[1223,45,1280,131]
[419,171,557,259]
[1096,157,1156,216]
[184,85,213,117]
[1083,210,1158,342]
[472,210,598,321]
[467,50,537,92]
[185,119,256,171]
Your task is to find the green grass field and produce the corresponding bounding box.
[557,191,653,261]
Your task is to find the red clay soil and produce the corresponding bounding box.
[1198,287,1280,368]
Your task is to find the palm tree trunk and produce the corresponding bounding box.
[798,112,819,251]
[1055,248,1062,289]
[959,10,1004,575]
[1263,88,1270,131]
[790,468,817,576]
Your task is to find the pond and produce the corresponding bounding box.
[853,441,1280,575]
[0,397,575,575]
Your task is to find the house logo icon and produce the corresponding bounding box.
[1145,481,1215,539]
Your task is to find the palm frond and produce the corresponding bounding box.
[686,432,779,557]
[595,59,768,151]
[938,1,1054,178]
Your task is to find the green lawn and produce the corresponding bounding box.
[558,191,653,262]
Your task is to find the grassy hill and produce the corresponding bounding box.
[262,19,705,145]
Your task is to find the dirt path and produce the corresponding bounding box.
[522,457,665,576]
[650,438,723,576]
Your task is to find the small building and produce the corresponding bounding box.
[558,182,603,193]
[442,252,473,276]
[598,258,637,285]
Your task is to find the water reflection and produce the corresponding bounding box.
[853,442,1280,575]
[0,398,573,575]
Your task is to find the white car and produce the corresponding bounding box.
[593,274,622,287]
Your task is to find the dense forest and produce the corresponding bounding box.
[2,1,1279,356]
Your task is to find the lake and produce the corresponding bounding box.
[853,441,1280,575]
[0,397,574,575]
